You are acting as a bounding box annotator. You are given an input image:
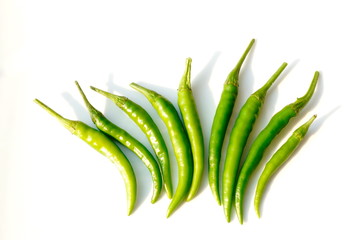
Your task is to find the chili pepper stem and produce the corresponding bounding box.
[302,114,317,130]
[90,86,127,106]
[292,71,319,112]
[225,38,255,86]
[257,62,288,95]
[75,81,103,122]
[34,99,77,133]
[130,83,158,101]
[178,58,192,91]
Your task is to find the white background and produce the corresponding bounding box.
[1,0,361,239]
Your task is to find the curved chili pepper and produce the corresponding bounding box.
[34,99,137,215]
[90,86,173,199]
[208,39,255,205]
[130,83,193,218]
[178,58,205,201]
[254,114,317,218]
[75,81,163,203]
[222,62,287,222]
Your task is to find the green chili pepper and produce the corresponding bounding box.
[75,81,163,203]
[90,86,173,199]
[34,99,137,215]
[177,58,205,201]
[208,39,255,205]
[254,114,317,218]
[222,62,288,222]
[235,71,319,224]
[130,83,193,218]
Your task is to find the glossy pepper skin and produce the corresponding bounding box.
[235,71,319,224]
[90,86,173,199]
[34,99,137,215]
[177,58,205,201]
[76,81,163,203]
[208,39,255,205]
[130,83,193,218]
[222,62,287,222]
[254,114,317,218]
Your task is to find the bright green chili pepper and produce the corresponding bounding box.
[34,99,137,215]
[254,114,317,218]
[75,81,163,203]
[177,58,204,201]
[208,39,255,205]
[222,62,288,222]
[235,71,319,224]
[130,83,193,218]
[90,86,173,199]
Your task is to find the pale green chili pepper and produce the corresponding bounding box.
[90,86,173,199]
[34,99,137,215]
[130,83,193,218]
[75,81,163,203]
[178,58,204,201]
[254,114,317,217]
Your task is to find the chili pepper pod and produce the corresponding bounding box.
[90,86,173,199]
[130,83,193,218]
[222,62,288,222]
[235,71,319,224]
[75,81,163,204]
[177,58,205,202]
[208,39,255,206]
[254,114,317,218]
[34,99,137,215]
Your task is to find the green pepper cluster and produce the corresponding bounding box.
[35,38,318,223]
